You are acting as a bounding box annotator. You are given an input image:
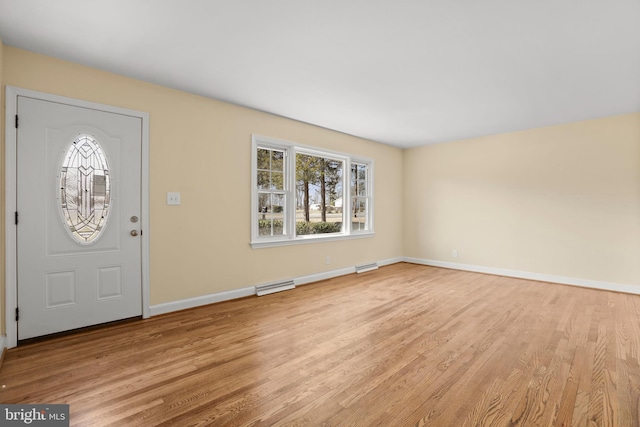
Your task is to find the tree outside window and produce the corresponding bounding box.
[295,153,343,235]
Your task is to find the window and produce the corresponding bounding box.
[251,135,373,248]
[257,147,286,237]
[351,162,370,232]
[295,152,344,236]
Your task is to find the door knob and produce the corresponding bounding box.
[130,230,139,237]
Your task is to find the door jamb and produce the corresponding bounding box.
[4,86,151,348]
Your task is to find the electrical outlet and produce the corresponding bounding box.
[325,256,331,265]
[167,192,181,206]
[452,249,458,258]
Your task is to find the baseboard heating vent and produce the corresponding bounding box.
[256,280,295,296]
[355,262,379,274]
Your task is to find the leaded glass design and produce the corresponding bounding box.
[59,135,111,244]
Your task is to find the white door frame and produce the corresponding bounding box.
[4,86,151,348]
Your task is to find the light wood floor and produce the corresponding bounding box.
[1,263,640,426]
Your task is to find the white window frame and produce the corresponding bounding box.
[251,134,374,248]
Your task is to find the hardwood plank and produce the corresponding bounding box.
[1,263,639,426]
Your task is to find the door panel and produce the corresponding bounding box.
[17,96,142,340]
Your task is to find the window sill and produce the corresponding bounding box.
[251,231,375,249]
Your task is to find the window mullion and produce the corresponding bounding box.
[344,158,351,235]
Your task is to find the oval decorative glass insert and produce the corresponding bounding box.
[59,134,111,244]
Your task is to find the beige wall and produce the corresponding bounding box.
[2,44,639,340]
[403,113,640,286]
[1,47,404,319]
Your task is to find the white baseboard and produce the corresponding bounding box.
[149,257,405,316]
[128,256,640,318]
[379,257,404,267]
[295,266,356,286]
[296,257,404,286]
[149,286,256,316]
[404,257,640,295]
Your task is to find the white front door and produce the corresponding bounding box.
[17,96,143,340]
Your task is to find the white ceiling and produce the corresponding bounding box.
[1,0,639,148]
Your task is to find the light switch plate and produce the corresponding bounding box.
[167,192,181,205]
